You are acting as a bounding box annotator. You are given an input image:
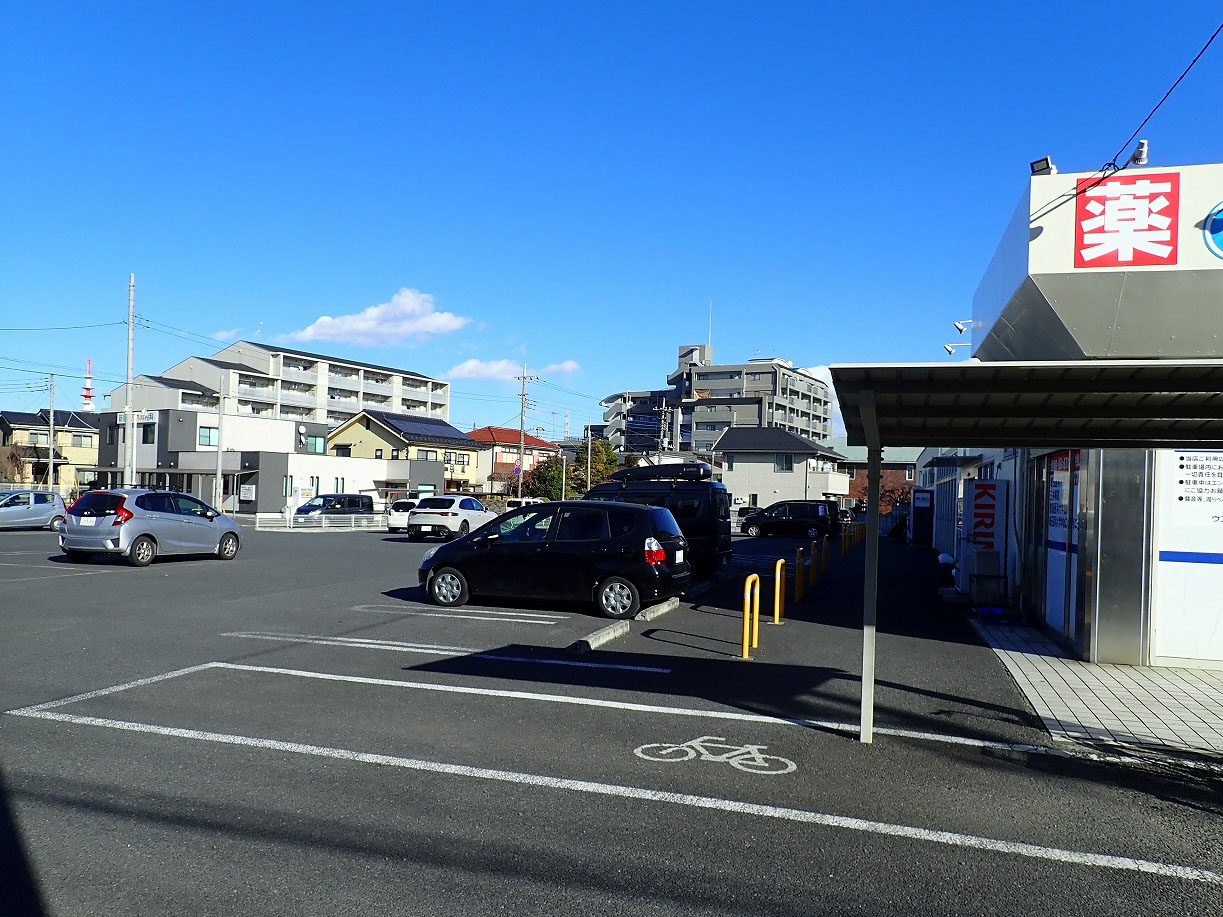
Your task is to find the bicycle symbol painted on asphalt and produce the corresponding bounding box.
[634,736,796,775]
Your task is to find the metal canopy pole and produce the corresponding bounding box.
[859,390,881,744]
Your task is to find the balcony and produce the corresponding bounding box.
[363,393,392,407]
[236,384,277,402]
[280,366,318,384]
[401,397,428,413]
[237,400,275,417]
[279,405,315,420]
[363,379,393,396]
[280,388,318,407]
[327,373,360,391]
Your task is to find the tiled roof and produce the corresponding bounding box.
[822,436,924,464]
[712,426,845,459]
[467,426,558,449]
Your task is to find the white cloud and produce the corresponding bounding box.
[444,358,522,381]
[445,357,581,381]
[282,288,470,347]
[210,328,240,341]
[802,366,846,438]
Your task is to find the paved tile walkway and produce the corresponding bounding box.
[972,621,1223,756]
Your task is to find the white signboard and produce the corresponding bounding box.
[1150,450,1223,664]
[239,484,256,501]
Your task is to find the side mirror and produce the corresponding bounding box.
[204,511,216,520]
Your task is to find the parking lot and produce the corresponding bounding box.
[2,527,1221,916]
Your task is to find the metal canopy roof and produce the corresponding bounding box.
[830,359,1223,449]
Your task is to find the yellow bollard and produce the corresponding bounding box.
[794,548,805,603]
[741,574,761,658]
[822,538,830,573]
[773,558,786,624]
[808,540,819,586]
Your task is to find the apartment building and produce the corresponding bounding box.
[0,410,100,491]
[108,341,449,428]
[601,345,833,454]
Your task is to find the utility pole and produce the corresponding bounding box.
[585,423,591,493]
[214,372,227,510]
[515,361,538,498]
[563,410,570,442]
[561,450,567,500]
[46,375,55,487]
[124,273,136,487]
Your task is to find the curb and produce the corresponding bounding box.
[637,596,680,622]
[566,620,631,655]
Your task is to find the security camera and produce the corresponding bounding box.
[944,343,957,355]
[1129,139,1148,166]
[953,320,973,335]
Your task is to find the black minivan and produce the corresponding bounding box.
[739,500,842,539]
[418,500,690,618]
[583,462,731,577]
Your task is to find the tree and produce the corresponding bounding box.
[566,439,619,494]
[1,443,33,483]
[523,455,567,500]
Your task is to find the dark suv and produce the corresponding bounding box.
[295,494,374,516]
[583,463,730,578]
[740,500,842,539]
[418,500,690,619]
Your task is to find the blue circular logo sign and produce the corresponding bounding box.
[1206,200,1223,260]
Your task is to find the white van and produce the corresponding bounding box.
[504,497,546,511]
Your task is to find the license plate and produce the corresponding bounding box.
[674,549,684,564]
[80,516,96,527]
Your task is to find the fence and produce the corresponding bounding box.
[0,481,78,500]
[253,513,389,532]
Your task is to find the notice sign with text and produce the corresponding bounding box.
[1151,450,1223,665]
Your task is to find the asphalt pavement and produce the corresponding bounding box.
[1,527,1219,916]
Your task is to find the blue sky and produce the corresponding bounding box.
[2,2,1221,437]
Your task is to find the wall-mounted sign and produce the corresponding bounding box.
[239,484,256,501]
[1074,172,1180,268]
[965,479,1009,554]
[1205,200,1223,261]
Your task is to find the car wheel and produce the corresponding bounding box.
[128,536,156,568]
[217,533,239,560]
[457,520,470,537]
[745,524,762,537]
[430,567,469,607]
[64,549,90,564]
[49,515,66,532]
[596,576,640,619]
[806,526,820,539]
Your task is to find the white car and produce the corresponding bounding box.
[406,496,497,541]
[387,499,417,533]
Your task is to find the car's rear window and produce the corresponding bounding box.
[417,497,455,510]
[390,501,414,511]
[649,508,683,538]
[70,492,123,516]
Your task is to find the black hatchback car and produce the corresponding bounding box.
[740,499,842,539]
[418,500,690,619]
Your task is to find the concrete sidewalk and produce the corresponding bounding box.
[973,621,1223,756]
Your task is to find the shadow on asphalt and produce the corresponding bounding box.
[0,765,47,916]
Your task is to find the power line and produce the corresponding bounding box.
[0,321,125,331]
[1104,19,1223,172]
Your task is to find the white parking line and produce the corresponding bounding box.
[221,631,672,673]
[0,569,124,583]
[8,707,1219,885]
[353,608,563,625]
[354,603,568,621]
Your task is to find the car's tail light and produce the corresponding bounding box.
[644,537,665,567]
[440,511,457,516]
[67,496,81,513]
[112,498,133,526]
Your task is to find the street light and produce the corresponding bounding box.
[953,320,974,335]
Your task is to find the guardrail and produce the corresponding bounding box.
[254,513,389,531]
